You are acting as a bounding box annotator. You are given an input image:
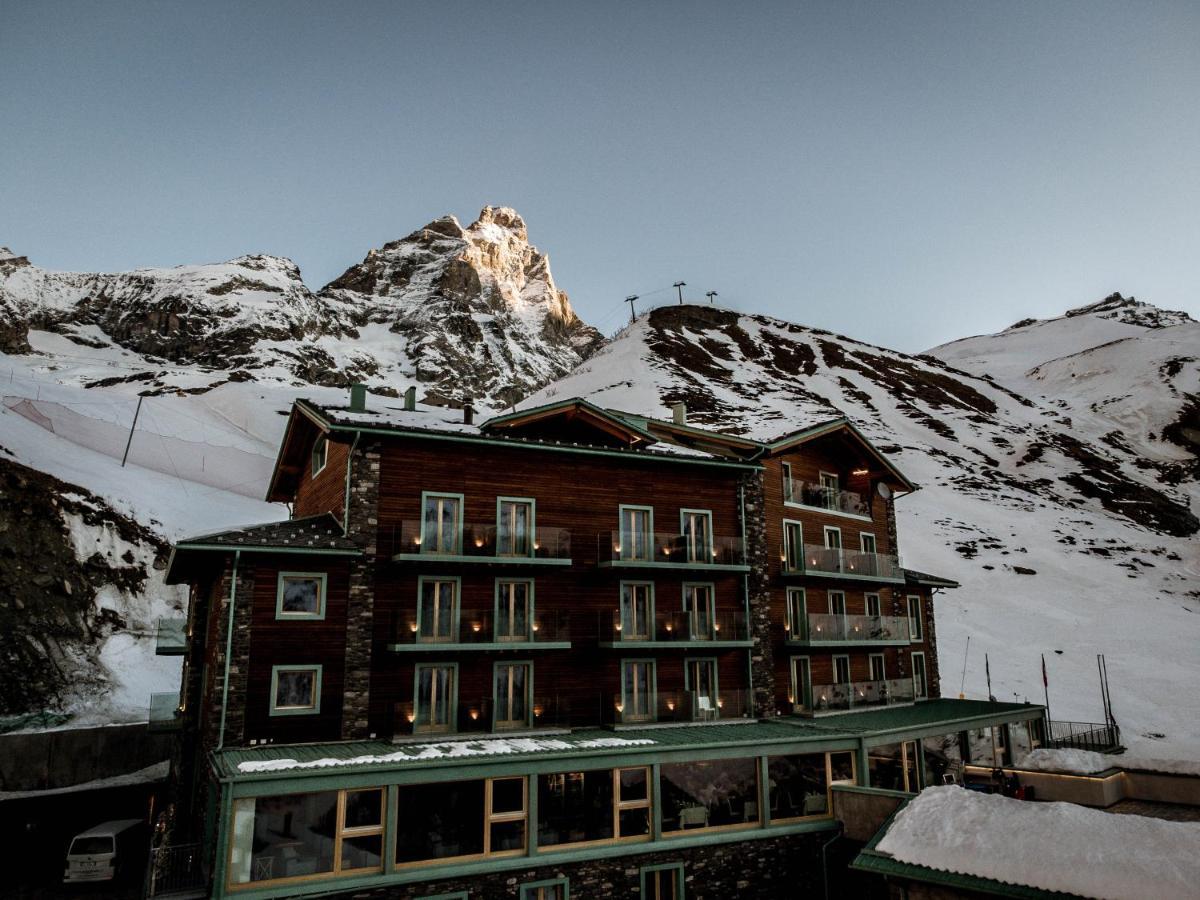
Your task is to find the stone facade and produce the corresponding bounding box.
[352,832,829,899]
[739,470,776,718]
[200,556,255,753]
[342,440,382,739]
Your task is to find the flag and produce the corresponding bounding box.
[1042,654,1048,688]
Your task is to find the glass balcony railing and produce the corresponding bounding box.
[788,613,910,644]
[148,692,182,732]
[799,678,916,714]
[784,480,871,517]
[607,689,754,725]
[393,694,570,737]
[601,531,746,568]
[155,618,188,655]
[388,610,571,648]
[799,545,902,580]
[389,521,571,562]
[601,609,750,644]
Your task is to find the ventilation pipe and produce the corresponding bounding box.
[403,386,417,411]
[463,399,475,426]
[672,402,687,425]
[349,383,367,412]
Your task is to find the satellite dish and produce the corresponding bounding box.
[877,482,892,500]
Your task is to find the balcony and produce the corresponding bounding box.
[786,613,910,646]
[784,479,872,519]
[155,618,188,655]
[393,694,570,738]
[598,531,748,571]
[794,678,916,715]
[607,689,754,726]
[389,521,572,566]
[386,610,571,652]
[783,545,903,583]
[148,692,182,732]
[598,610,753,648]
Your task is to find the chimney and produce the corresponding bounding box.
[349,383,367,412]
[463,399,475,426]
[403,386,417,411]
[672,402,687,425]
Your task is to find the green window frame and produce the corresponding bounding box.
[619,581,655,641]
[413,663,458,733]
[679,508,713,563]
[823,525,842,550]
[782,519,804,572]
[684,657,719,720]
[785,587,807,639]
[781,461,794,503]
[493,660,533,730]
[907,594,923,641]
[496,496,536,558]
[865,592,881,617]
[869,652,886,682]
[494,579,534,641]
[417,576,461,643]
[269,664,322,716]
[681,582,714,639]
[275,571,327,621]
[859,532,877,554]
[912,651,928,699]
[520,877,569,900]
[420,491,465,554]
[790,656,812,712]
[640,862,684,900]
[618,658,656,723]
[311,436,328,477]
[618,504,654,561]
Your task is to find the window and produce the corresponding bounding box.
[781,462,794,503]
[620,582,654,640]
[868,741,921,792]
[785,588,807,640]
[618,505,653,561]
[311,436,328,476]
[394,777,527,867]
[823,526,842,550]
[833,655,851,685]
[521,879,568,900]
[912,652,928,699]
[537,766,650,849]
[790,656,812,712]
[685,658,718,720]
[768,753,832,821]
[228,787,384,886]
[619,660,655,722]
[819,471,839,508]
[865,592,881,617]
[830,751,857,784]
[494,662,532,729]
[418,578,459,642]
[414,664,456,732]
[680,509,712,563]
[682,583,714,639]
[276,573,326,620]
[828,590,847,618]
[661,757,759,833]
[860,533,877,554]
[783,520,803,571]
[907,595,923,640]
[642,863,684,900]
[269,665,321,716]
[869,653,886,682]
[422,493,463,554]
[497,498,534,557]
[495,580,532,641]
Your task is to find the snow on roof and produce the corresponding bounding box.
[1015,748,1200,778]
[875,786,1200,900]
[235,735,657,774]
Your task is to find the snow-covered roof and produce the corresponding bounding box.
[868,786,1200,900]
[903,567,961,589]
[1015,748,1200,778]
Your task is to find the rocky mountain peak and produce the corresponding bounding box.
[0,246,31,269]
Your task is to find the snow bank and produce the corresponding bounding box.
[1016,748,1200,777]
[876,786,1200,900]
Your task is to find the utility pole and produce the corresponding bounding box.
[673,281,686,305]
[625,294,639,323]
[706,291,717,305]
[121,395,145,467]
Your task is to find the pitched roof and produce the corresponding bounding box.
[903,567,961,589]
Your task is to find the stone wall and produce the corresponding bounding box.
[342,440,381,740]
[739,470,776,717]
[199,557,255,754]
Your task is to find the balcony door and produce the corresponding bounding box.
[418,578,458,643]
[497,499,534,557]
[683,584,714,640]
[495,662,531,729]
[786,588,807,640]
[680,510,712,563]
[819,471,839,509]
[912,652,928,699]
[621,660,655,722]
[686,659,718,719]
[865,593,881,617]
[496,580,531,641]
[619,506,653,561]
[869,653,886,682]
[620,583,653,641]
[791,657,812,712]
[833,655,851,684]
[422,494,462,554]
[783,520,803,572]
[415,664,455,733]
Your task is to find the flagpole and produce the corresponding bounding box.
[1041,653,1052,726]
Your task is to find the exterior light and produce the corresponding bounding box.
[409,623,418,633]
[714,623,721,632]
[533,542,541,550]
[406,713,415,723]
[475,539,484,548]
[667,701,675,711]
[470,709,479,720]
[532,622,540,632]
[717,698,724,708]
[615,703,624,713]
[472,623,481,632]
[414,536,422,546]
[534,706,543,717]
[614,544,621,553]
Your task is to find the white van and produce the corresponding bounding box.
[62,818,145,884]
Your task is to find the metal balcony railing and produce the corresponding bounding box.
[601,531,746,567]
[390,521,571,561]
[1048,720,1122,753]
[784,480,871,517]
[155,618,188,655]
[800,545,902,580]
[148,692,182,732]
[393,695,570,737]
[608,689,754,725]
[602,609,750,643]
[789,613,910,644]
[802,678,916,714]
[389,610,571,647]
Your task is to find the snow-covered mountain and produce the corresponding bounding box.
[527,304,1200,754]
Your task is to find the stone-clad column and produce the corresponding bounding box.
[341,440,381,739]
[201,556,255,754]
[740,470,776,717]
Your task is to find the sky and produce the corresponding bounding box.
[1,1,1197,352]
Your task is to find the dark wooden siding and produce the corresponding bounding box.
[293,435,350,521]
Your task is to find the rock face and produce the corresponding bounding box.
[0,207,603,402]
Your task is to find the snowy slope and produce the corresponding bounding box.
[527,304,1200,756]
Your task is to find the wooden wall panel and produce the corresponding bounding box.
[293,435,350,521]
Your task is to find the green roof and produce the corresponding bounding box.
[802,698,1043,739]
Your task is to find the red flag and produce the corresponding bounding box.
[1041,654,1048,688]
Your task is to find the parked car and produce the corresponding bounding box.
[62,818,146,885]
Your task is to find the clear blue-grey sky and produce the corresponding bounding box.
[2,1,1197,350]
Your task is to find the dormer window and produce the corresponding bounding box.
[311,436,328,477]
